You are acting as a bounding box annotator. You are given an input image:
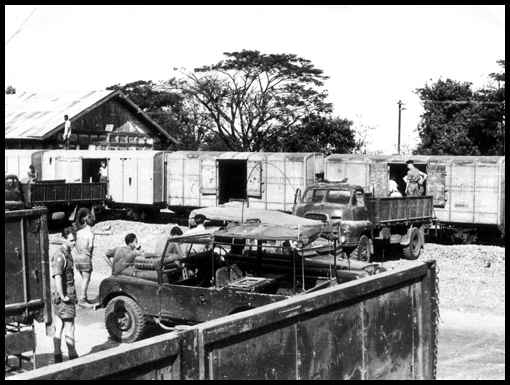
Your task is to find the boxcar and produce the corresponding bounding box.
[4,149,43,181]
[324,154,505,242]
[166,151,325,213]
[39,149,167,219]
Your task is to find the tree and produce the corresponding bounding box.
[107,80,214,150]
[414,60,505,156]
[5,85,16,94]
[178,50,333,151]
[261,115,356,155]
[470,59,505,155]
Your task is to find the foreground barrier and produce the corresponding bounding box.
[8,260,438,380]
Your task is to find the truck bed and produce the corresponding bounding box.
[22,181,106,207]
[366,195,433,226]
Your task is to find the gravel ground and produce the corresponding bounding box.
[49,219,506,316]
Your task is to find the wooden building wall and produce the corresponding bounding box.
[5,98,162,150]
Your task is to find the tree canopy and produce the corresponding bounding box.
[178,50,333,151]
[261,114,356,155]
[414,60,505,156]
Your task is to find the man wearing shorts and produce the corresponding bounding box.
[51,227,79,363]
[74,216,95,308]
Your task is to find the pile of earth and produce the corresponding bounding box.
[49,219,505,316]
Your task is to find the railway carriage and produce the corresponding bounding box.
[166,151,325,213]
[324,154,505,242]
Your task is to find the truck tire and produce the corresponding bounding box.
[403,227,421,260]
[51,211,65,221]
[105,295,147,343]
[349,235,372,262]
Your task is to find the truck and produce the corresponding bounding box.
[5,189,52,373]
[5,173,106,224]
[292,181,434,261]
[95,212,381,344]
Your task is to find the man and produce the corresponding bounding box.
[106,233,142,276]
[388,179,403,197]
[185,214,209,253]
[51,227,79,363]
[403,160,427,196]
[63,115,71,149]
[74,216,95,308]
[154,226,185,260]
[98,161,108,183]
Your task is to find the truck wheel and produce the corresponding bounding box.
[403,227,421,260]
[105,295,147,343]
[349,235,372,262]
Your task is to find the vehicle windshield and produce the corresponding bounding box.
[302,188,351,204]
[325,190,351,204]
[302,188,326,203]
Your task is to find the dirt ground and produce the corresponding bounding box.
[8,218,506,380]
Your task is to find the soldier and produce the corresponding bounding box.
[51,227,79,363]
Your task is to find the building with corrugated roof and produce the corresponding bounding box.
[5,90,178,150]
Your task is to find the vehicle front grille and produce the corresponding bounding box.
[304,213,328,222]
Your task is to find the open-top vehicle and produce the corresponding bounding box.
[96,209,380,343]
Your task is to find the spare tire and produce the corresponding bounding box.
[134,254,179,270]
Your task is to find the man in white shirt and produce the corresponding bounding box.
[63,115,71,149]
[184,214,209,253]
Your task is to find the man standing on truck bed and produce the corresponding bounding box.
[403,160,427,196]
[51,227,79,363]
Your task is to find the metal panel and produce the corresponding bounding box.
[474,164,500,224]
[200,158,217,195]
[8,261,437,381]
[136,156,155,205]
[325,158,369,187]
[123,158,139,204]
[5,207,50,326]
[370,162,389,197]
[427,162,446,208]
[55,156,82,183]
[247,161,262,198]
[108,157,125,204]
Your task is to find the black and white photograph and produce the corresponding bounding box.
[5,5,504,380]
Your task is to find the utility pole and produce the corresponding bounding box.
[397,100,405,155]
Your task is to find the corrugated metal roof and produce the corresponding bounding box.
[5,90,116,140]
[5,90,178,145]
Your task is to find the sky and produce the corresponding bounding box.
[4,5,505,154]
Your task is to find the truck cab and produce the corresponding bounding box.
[292,181,374,250]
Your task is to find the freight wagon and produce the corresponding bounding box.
[166,151,324,213]
[324,154,505,243]
[6,149,167,221]
[5,150,505,243]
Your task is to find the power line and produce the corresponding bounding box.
[423,100,504,105]
[5,5,39,47]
